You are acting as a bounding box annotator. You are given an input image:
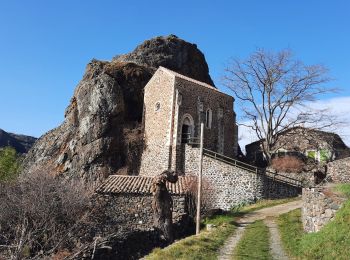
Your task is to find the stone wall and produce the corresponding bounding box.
[266,167,315,187]
[74,229,166,260]
[302,186,345,233]
[184,145,300,210]
[139,69,175,176]
[139,67,239,177]
[80,190,195,259]
[327,157,350,183]
[174,76,237,159]
[95,193,193,234]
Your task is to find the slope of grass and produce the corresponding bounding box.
[278,184,350,259]
[146,224,235,260]
[146,197,299,260]
[277,209,304,256]
[233,220,272,260]
[334,183,350,197]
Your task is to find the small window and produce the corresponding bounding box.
[177,93,183,105]
[206,109,212,129]
[155,102,161,111]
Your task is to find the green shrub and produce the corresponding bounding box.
[0,147,20,182]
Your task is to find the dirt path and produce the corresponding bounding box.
[217,200,301,260]
[264,217,289,260]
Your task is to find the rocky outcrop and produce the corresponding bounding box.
[23,35,214,182]
[0,128,37,153]
[114,35,214,86]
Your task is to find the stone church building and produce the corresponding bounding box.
[97,67,301,231]
[139,67,239,176]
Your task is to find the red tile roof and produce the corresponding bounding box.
[96,175,196,195]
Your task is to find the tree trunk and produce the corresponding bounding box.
[151,171,178,243]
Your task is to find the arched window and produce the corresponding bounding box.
[206,109,212,129]
[181,115,194,144]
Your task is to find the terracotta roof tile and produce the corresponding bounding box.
[96,175,196,195]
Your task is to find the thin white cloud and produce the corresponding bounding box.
[238,96,350,154]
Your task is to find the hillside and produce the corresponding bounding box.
[0,128,37,153]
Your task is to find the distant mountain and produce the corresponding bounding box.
[0,128,37,153]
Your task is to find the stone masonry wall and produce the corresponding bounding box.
[95,193,191,234]
[174,77,237,158]
[139,69,175,176]
[327,157,350,183]
[184,145,300,210]
[302,186,345,233]
[139,67,239,177]
[76,193,194,260]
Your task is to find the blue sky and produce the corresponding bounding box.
[1,0,349,144]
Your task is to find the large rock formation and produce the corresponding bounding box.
[23,35,214,182]
[113,34,214,86]
[0,128,37,153]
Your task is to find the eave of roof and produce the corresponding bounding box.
[96,175,196,195]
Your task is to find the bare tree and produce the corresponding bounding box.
[223,49,336,163]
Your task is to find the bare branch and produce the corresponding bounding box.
[222,49,337,163]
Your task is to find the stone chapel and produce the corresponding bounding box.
[139,67,239,176]
[98,66,301,213]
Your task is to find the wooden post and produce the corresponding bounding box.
[196,123,204,235]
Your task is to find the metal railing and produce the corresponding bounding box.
[202,148,303,188]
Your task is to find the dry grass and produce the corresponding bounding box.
[271,156,305,173]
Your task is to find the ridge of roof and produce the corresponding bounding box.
[159,66,229,95]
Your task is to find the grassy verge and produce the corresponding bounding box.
[277,209,303,257]
[278,184,350,259]
[233,220,272,260]
[334,183,350,197]
[146,224,235,260]
[146,197,299,260]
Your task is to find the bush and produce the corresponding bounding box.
[271,156,305,173]
[0,171,93,259]
[0,147,20,182]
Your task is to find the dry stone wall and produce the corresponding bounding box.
[184,145,300,210]
[327,157,350,183]
[302,186,345,232]
[75,193,194,260]
[95,193,193,234]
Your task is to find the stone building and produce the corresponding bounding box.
[139,67,238,176]
[246,126,350,166]
[98,67,301,214]
[96,175,196,233]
